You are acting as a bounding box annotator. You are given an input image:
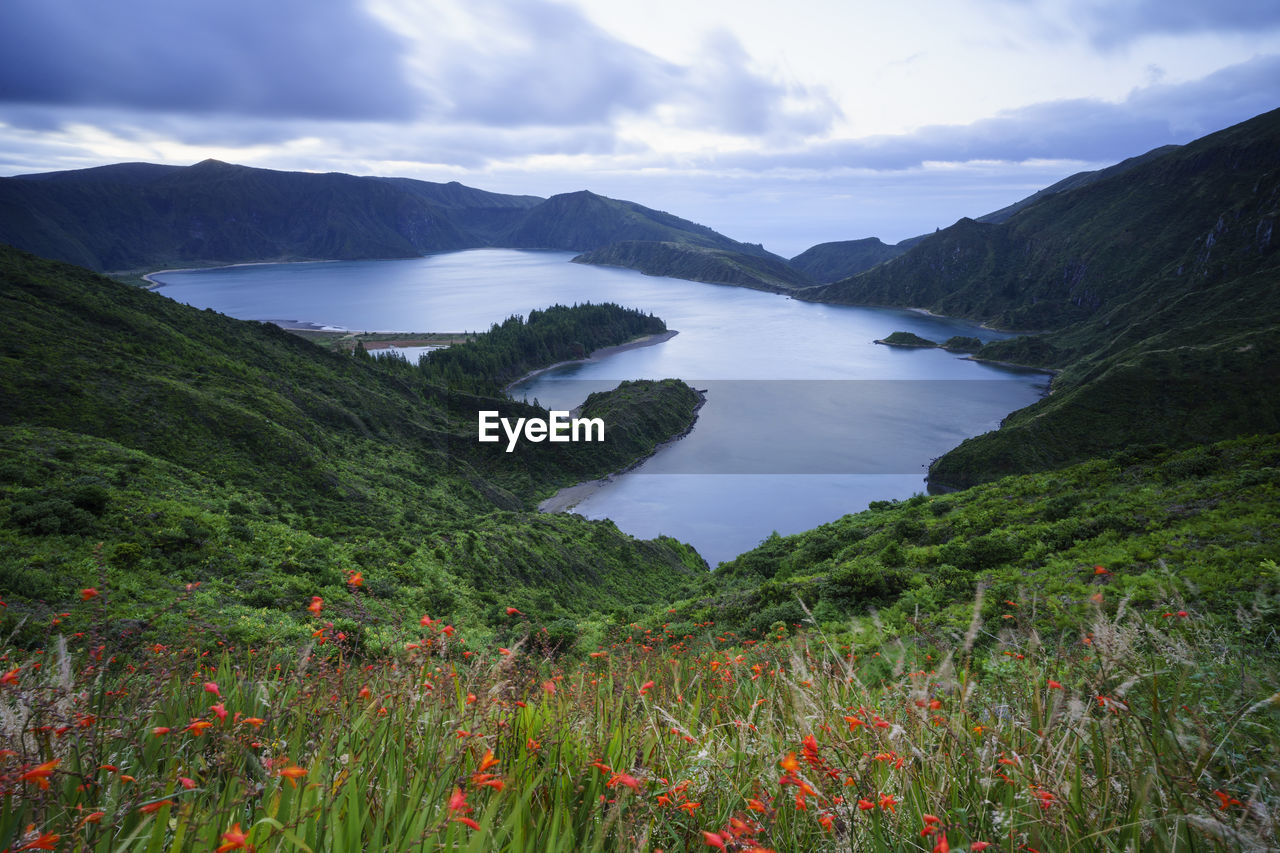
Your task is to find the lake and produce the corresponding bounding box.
[154,250,1048,565]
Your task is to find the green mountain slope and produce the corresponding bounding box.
[572,240,813,292]
[0,245,706,647]
[800,107,1280,486]
[788,237,909,282]
[0,162,787,282]
[503,190,779,258]
[693,434,1280,641]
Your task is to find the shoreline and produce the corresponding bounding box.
[537,386,706,514]
[503,329,679,393]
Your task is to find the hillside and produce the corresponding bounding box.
[788,237,908,282]
[504,190,779,259]
[0,245,707,647]
[801,107,1280,486]
[572,240,813,291]
[0,162,774,279]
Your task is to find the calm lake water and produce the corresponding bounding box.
[156,250,1047,565]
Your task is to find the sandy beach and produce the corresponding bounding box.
[503,329,678,392]
[537,385,705,514]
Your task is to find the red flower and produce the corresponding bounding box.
[18,759,59,790]
[217,823,249,852]
[701,831,727,849]
[81,587,99,600]
[505,607,523,616]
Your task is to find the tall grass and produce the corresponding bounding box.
[2,586,1276,851]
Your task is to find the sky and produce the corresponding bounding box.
[1,0,1278,257]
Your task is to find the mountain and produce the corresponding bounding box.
[503,189,779,259]
[801,107,1280,486]
[0,161,770,277]
[572,240,813,292]
[0,245,707,646]
[788,237,910,283]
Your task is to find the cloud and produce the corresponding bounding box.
[1077,0,1280,47]
[713,53,1280,172]
[0,0,418,120]
[375,0,839,137]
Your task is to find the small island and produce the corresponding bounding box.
[874,331,985,352]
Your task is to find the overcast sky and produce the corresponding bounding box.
[1,0,1278,256]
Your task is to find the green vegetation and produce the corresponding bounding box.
[941,335,983,352]
[0,245,706,650]
[875,331,938,347]
[788,237,909,283]
[803,107,1280,486]
[703,434,1279,642]
[414,302,666,395]
[3,559,1276,850]
[573,240,812,292]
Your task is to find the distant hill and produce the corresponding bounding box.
[788,237,908,283]
[0,161,771,278]
[504,190,779,259]
[573,240,813,292]
[801,107,1280,486]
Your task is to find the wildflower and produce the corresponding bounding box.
[358,685,371,699]
[277,764,307,787]
[347,571,363,588]
[923,814,941,825]
[1047,679,1063,689]
[453,817,481,831]
[204,681,221,698]
[0,667,18,686]
[1214,790,1242,811]
[970,843,992,851]
[498,648,511,656]
[211,702,227,721]
[878,793,897,812]
[240,717,265,728]
[702,830,727,849]
[679,801,701,814]
[844,715,865,730]
[308,596,323,614]
[18,759,59,790]
[779,752,800,774]
[419,614,434,627]
[818,813,835,831]
[139,800,175,814]
[185,720,213,735]
[526,738,540,750]
[152,726,171,736]
[857,798,876,810]
[747,798,766,812]
[441,625,455,637]
[505,607,523,616]
[178,777,197,789]
[81,587,99,600]
[10,827,59,851]
[640,680,655,696]
[607,772,641,792]
[217,823,249,852]
[932,834,950,853]
[477,749,499,772]
[1093,565,1109,575]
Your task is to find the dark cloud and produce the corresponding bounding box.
[714,54,1280,171]
[416,0,838,137]
[0,0,419,120]
[1080,0,1280,47]
[424,0,679,126]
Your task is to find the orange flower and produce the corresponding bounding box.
[607,772,640,792]
[211,702,227,721]
[178,776,197,789]
[1093,565,1109,575]
[185,720,213,735]
[151,726,171,736]
[526,738,540,750]
[139,800,175,814]
[448,787,469,813]
[81,587,99,600]
[1047,680,1064,689]
[878,793,897,812]
[240,717,265,728]
[779,752,799,774]
[277,764,307,787]
[1214,790,1242,810]
[477,749,499,773]
[747,798,766,812]
[19,759,59,790]
[970,843,992,851]
[640,680,655,696]
[702,831,727,849]
[217,823,249,852]
[0,667,19,686]
[932,834,950,853]
[818,813,835,831]
[204,681,221,698]
[10,827,59,851]
[679,801,701,814]
[347,571,363,588]
[453,816,481,831]
[505,607,523,616]
[857,798,875,810]
[308,596,323,614]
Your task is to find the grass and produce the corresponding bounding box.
[3,572,1277,851]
